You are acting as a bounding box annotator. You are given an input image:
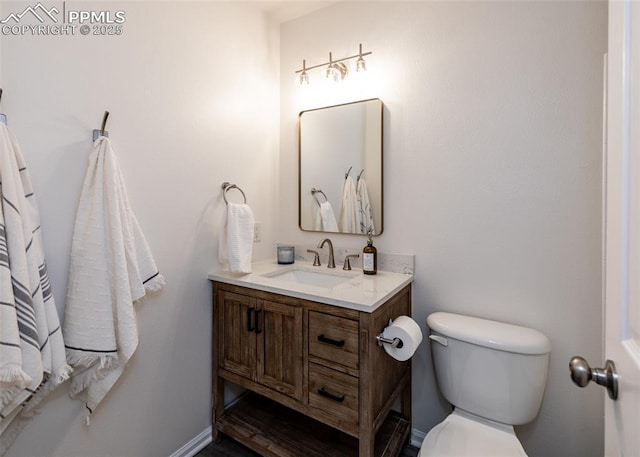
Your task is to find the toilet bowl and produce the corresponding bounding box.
[422,312,551,457]
[419,410,526,457]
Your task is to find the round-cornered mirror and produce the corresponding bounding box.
[298,98,383,235]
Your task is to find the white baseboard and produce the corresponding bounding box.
[171,424,425,456]
[169,426,212,457]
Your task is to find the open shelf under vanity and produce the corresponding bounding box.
[217,393,411,457]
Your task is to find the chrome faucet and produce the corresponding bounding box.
[317,238,335,268]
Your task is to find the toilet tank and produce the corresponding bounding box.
[426,312,551,426]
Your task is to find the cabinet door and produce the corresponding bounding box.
[256,299,303,400]
[218,290,256,381]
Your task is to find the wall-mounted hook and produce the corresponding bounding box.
[0,88,7,126]
[92,110,110,141]
[101,111,109,136]
[345,166,353,179]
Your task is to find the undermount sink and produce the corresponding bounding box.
[261,267,355,288]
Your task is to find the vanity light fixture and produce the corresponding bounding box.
[295,43,372,85]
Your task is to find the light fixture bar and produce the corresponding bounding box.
[295,46,372,74]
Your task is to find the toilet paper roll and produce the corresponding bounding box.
[382,315,423,361]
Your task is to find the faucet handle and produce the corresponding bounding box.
[307,249,321,266]
[343,254,360,271]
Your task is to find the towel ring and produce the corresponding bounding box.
[222,182,247,204]
[311,188,328,206]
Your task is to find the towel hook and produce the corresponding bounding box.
[92,110,110,141]
[357,169,365,182]
[345,166,353,179]
[101,111,109,136]
[0,89,6,126]
[222,182,247,205]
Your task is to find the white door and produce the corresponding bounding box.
[604,1,640,455]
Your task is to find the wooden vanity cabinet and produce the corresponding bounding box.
[212,281,412,457]
[217,289,304,399]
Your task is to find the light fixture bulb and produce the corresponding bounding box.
[325,64,335,79]
[299,59,309,85]
[325,52,336,80]
[356,43,367,72]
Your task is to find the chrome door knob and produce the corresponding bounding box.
[569,356,618,400]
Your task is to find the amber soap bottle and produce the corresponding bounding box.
[363,235,377,275]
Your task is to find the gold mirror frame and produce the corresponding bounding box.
[298,98,383,235]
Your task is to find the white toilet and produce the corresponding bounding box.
[421,312,552,457]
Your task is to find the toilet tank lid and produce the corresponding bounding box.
[426,312,551,355]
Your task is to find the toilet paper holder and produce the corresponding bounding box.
[375,333,404,349]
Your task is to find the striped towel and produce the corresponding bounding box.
[356,176,375,235]
[0,124,71,453]
[63,136,165,423]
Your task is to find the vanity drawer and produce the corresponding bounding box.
[308,311,359,371]
[308,363,358,433]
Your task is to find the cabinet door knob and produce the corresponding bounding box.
[317,387,345,403]
[317,334,345,347]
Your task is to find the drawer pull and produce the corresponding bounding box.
[254,309,262,334]
[318,334,345,347]
[317,387,345,403]
[246,308,255,332]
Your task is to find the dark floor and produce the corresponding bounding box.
[196,437,420,457]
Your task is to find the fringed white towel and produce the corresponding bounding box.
[0,124,71,453]
[218,202,254,274]
[63,136,165,424]
[338,176,360,234]
[356,177,375,235]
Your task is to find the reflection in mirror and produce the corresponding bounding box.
[299,98,383,235]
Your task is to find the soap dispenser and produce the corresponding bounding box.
[363,235,377,275]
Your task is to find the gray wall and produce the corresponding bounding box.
[2,2,279,456]
[0,1,607,456]
[279,2,607,456]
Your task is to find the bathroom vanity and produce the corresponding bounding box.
[209,261,413,457]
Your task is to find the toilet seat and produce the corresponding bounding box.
[419,410,528,457]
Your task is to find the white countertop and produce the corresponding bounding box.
[208,260,413,313]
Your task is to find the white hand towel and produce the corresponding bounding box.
[357,177,375,235]
[63,136,165,424]
[0,124,71,453]
[218,202,254,274]
[319,201,339,232]
[312,203,322,231]
[338,176,360,234]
